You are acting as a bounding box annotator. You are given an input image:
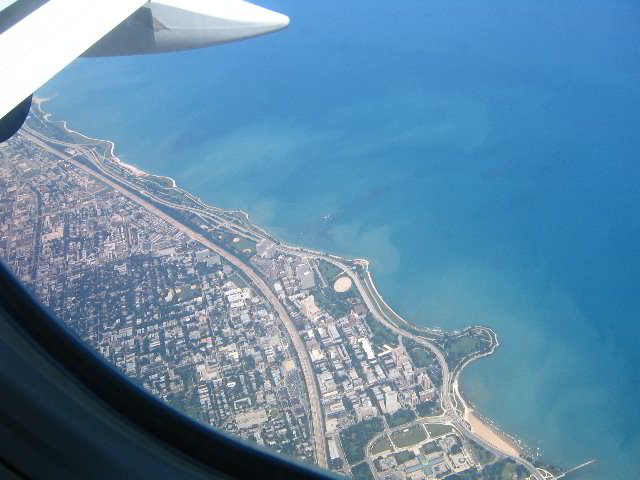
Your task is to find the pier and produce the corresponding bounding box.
[556,459,597,478]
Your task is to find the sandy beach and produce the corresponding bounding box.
[464,408,520,457]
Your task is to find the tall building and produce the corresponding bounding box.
[384,388,400,414]
[418,372,432,391]
[300,295,321,320]
[393,336,409,366]
[256,239,276,258]
[295,262,315,289]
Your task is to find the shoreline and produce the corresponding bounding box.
[364,268,444,334]
[33,97,171,182]
[364,260,527,460]
[34,102,535,470]
[449,321,528,459]
[465,408,520,458]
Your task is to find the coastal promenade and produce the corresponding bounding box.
[18,129,329,468]
[278,251,545,480]
[22,112,545,478]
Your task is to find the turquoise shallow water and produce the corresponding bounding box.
[39,0,640,477]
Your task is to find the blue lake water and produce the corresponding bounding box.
[39,0,640,477]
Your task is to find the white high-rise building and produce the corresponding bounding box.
[384,388,400,414]
[256,239,276,258]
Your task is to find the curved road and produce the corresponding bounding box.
[281,252,544,480]
[23,118,542,478]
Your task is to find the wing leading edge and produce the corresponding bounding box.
[0,0,149,121]
[0,0,290,124]
[84,0,290,57]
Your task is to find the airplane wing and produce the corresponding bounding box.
[0,0,148,121]
[0,0,289,139]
